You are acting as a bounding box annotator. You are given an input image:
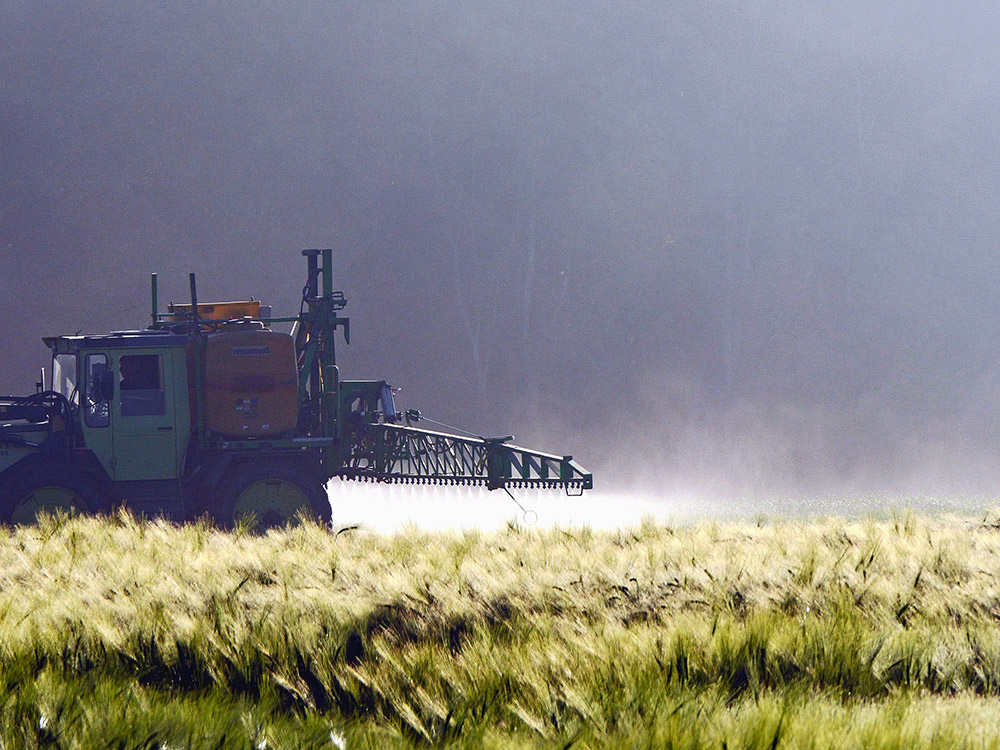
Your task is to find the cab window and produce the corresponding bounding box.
[119,354,165,417]
[52,353,79,407]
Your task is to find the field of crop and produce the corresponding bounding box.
[6,509,1000,747]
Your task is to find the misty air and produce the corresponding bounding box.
[3,2,1000,746]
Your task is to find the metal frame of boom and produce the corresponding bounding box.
[340,423,593,490]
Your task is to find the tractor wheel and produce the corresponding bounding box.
[217,461,331,530]
[0,462,102,525]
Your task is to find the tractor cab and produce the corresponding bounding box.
[45,331,191,484]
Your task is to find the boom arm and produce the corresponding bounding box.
[338,423,593,491]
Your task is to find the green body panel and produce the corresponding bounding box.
[81,415,115,479]
[170,350,192,468]
[109,348,172,480]
[0,441,40,475]
[109,347,184,481]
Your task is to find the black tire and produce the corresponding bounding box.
[0,461,103,525]
[216,460,331,530]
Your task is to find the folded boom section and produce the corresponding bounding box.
[339,424,593,491]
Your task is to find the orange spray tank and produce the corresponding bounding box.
[199,329,299,437]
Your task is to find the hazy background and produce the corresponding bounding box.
[4,1,1000,511]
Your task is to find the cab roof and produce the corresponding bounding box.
[44,329,189,353]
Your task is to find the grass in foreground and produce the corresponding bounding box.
[3,510,1000,747]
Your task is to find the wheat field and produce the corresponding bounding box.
[5,509,1000,747]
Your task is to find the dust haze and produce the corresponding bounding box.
[4,1,1000,513]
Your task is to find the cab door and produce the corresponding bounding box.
[110,348,179,481]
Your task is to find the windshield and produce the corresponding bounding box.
[379,382,398,422]
[52,353,79,406]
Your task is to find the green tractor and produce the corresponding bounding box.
[0,250,592,526]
